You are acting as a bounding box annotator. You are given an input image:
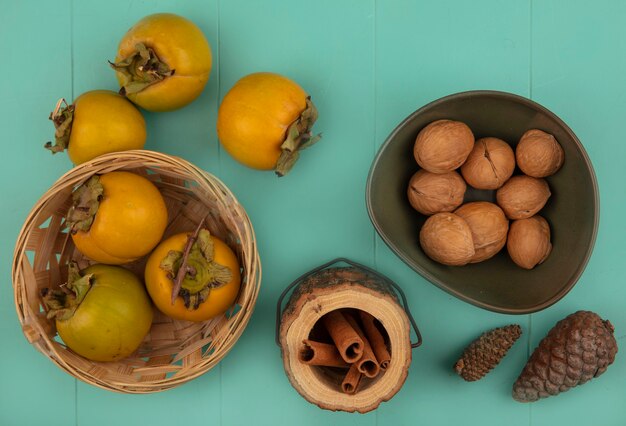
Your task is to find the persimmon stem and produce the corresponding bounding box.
[109,43,174,96]
[40,262,93,321]
[170,216,208,305]
[45,98,75,154]
[275,97,322,177]
[52,98,67,118]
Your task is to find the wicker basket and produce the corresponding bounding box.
[11,150,261,393]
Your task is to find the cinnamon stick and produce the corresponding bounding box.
[298,339,349,368]
[344,313,380,378]
[341,363,362,394]
[359,311,392,370]
[322,310,363,363]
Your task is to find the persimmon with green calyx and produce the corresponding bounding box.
[217,72,322,176]
[110,13,212,112]
[45,90,146,165]
[144,228,241,322]
[41,262,153,362]
[68,171,168,265]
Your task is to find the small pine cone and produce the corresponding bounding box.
[454,324,522,381]
[513,311,618,402]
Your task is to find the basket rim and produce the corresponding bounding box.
[11,149,262,393]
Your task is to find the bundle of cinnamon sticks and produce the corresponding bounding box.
[298,309,391,395]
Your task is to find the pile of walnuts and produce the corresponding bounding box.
[408,120,564,269]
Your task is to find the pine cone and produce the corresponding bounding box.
[454,324,522,381]
[513,311,618,402]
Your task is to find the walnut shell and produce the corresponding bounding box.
[496,175,551,220]
[413,120,475,174]
[419,212,475,266]
[407,170,466,215]
[461,137,515,189]
[507,216,552,269]
[516,129,564,178]
[454,202,509,263]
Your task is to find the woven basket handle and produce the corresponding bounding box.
[275,257,423,348]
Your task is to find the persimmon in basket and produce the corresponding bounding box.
[69,171,168,264]
[41,263,153,362]
[144,229,241,322]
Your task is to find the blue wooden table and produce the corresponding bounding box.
[1,1,625,425]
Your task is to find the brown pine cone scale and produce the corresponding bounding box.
[513,310,618,402]
[454,324,522,381]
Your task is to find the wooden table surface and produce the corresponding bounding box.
[1,0,625,425]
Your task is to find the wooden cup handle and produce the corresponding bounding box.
[275,257,423,349]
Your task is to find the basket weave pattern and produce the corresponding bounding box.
[11,150,261,393]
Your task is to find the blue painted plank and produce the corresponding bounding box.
[0,1,76,425]
[374,0,531,148]
[76,368,222,426]
[531,1,626,423]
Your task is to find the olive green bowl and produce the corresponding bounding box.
[366,91,598,314]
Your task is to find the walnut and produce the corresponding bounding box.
[454,202,509,263]
[407,170,466,215]
[419,212,475,266]
[507,216,552,269]
[461,137,515,189]
[516,129,564,178]
[496,175,551,220]
[413,120,474,174]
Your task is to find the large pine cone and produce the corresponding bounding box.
[454,324,522,381]
[513,311,618,402]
